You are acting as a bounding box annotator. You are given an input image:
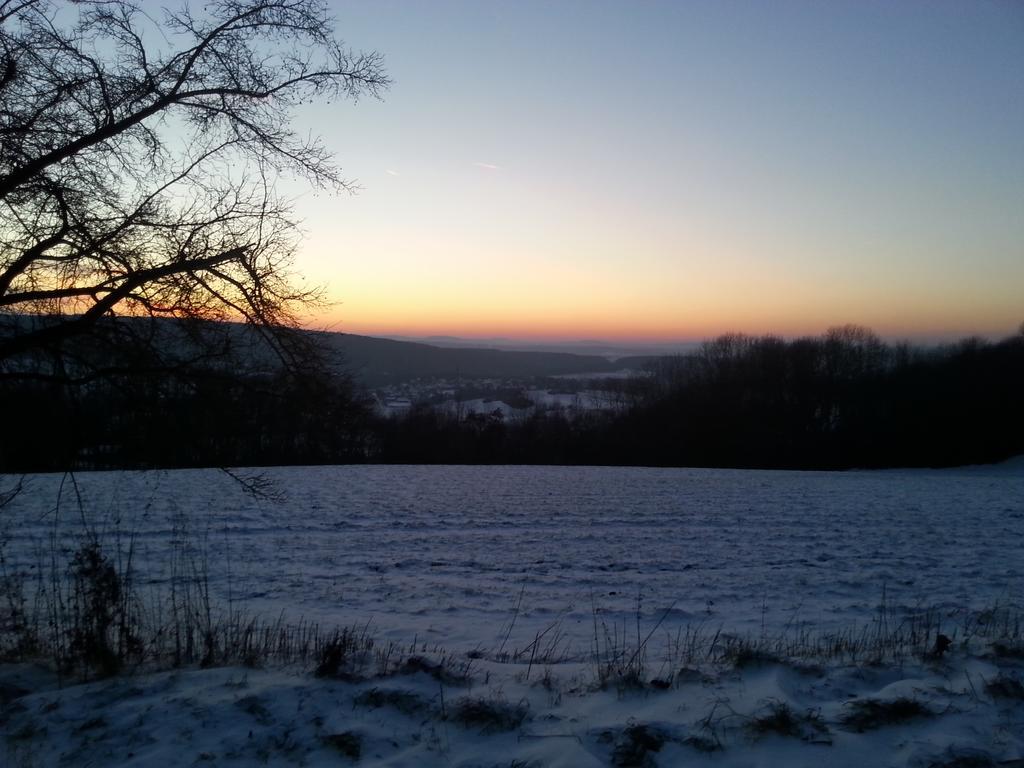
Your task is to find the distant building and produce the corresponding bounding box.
[383,398,413,417]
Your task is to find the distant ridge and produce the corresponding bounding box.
[381,333,697,360]
[0,314,658,386]
[319,332,649,386]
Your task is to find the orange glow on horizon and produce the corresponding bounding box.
[307,309,1022,345]
[278,1,1024,352]
[297,232,1023,346]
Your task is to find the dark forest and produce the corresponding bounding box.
[3,324,1021,472]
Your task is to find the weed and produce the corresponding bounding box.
[234,695,271,725]
[353,687,429,716]
[321,731,361,759]
[314,629,361,679]
[0,489,393,680]
[724,643,780,670]
[839,697,932,731]
[0,492,35,662]
[745,700,828,741]
[5,482,1024,693]
[984,674,1024,700]
[590,598,676,689]
[448,696,528,732]
[927,747,996,768]
[66,540,125,678]
[610,723,668,767]
[516,619,571,679]
[398,654,473,686]
[672,667,707,686]
[746,701,803,737]
[990,641,1024,660]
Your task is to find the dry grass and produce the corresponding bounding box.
[448,696,528,732]
[745,700,828,741]
[610,723,668,767]
[984,674,1024,701]
[3,485,1024,690]
[839,697,932,731]
[353,687,430,716]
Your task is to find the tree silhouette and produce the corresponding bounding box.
[0,0,388,380]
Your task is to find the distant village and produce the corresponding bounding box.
[370,372,643,421]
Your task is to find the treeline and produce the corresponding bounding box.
[372,325,1024,469]
[2,325,1022,471]
[612,325,1024,469]
[0,366,371,472]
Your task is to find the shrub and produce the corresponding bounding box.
[611,723,668,767]
[746,700,829,741]
[448,697,528,732]
[985,675,1024,701]
[65,540,124,677]
[840,697,931,731]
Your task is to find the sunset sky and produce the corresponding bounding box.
[291,0,1023,344]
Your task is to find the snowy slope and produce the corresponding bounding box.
[2,462,1023,766]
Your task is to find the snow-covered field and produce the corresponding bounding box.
[4,463,1022,649]
[2,462,1023,766]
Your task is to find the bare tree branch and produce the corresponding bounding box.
[0,0,387,381]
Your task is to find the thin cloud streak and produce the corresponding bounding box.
[473,162,500,170]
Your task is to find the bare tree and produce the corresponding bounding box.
[0,0,388,381]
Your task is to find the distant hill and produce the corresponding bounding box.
[1,314,654,387]
[384,334,698,359]
[318,332,640,386]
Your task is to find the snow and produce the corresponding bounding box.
[3,640,1023,766]
[2,462,1023,765]
[4,464,1020,649]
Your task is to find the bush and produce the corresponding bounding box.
[449,697,528,732]
[66,540,125,677]
[840,697,931,731]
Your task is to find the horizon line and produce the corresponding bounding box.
[306,324,1023,347]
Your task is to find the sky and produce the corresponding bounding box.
[288,0,1023,344]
